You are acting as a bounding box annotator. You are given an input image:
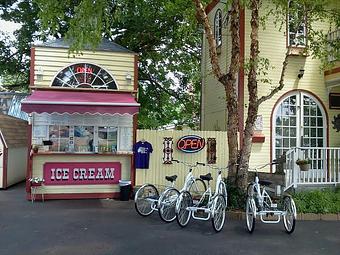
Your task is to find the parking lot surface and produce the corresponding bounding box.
[0,183,339,255]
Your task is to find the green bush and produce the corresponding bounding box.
[224,179,246,210]
[293,188,340,214]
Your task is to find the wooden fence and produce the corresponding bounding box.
[135,130,229,190]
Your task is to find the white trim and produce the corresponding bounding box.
[272,91,327,166]
[22,100,140,107]
[49,62,120,90]
[0,130,8,149]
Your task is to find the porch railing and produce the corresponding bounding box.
[285,147,340,190]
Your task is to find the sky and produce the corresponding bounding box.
[0,19,21,36]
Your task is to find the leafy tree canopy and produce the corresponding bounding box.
[0,0,41,91]
[34,0,209,129]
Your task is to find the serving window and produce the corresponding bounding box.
[31,113,133,153]
[98,127,118,153]
[49,125,70,152]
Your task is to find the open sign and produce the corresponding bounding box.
[177,135,205,153]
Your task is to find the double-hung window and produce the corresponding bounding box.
[287,1,306,47]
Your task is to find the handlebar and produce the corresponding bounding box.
[249,161,278,172]
[171,159,200,168]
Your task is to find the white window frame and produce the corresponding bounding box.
[272,91,327,165]
[31,113,133,153]
[214,9,222,47]
[287,0,307,47]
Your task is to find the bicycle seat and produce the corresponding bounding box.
[165,175,178,182]
[259,180,272,186]
[200,173,213,182]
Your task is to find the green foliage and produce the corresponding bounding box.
[0,0,41,89]
[266,0,340,70]
[293,188,340,214]
[295,158,312,165]
[34,0,202,129]
[225,178,247,210]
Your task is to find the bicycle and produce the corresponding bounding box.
[175,163,228,232]
[245,161,297,234]
[134,160,206,223]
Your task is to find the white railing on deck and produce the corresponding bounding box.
[285,147,340,190]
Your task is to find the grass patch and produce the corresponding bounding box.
[293,188,340,214]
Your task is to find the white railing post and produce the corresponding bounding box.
[293,147,299,188]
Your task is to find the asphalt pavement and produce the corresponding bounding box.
[0,183,339,255]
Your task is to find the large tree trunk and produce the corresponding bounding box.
[223,0,240,180]
[238,0,260,190]
[194,0,289,190]
[194,0,240,178]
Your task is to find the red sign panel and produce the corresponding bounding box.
[43,162,121,185]
[177,135,205,153]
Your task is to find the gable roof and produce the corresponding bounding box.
[0,114,28,148]
[35,38,135,54]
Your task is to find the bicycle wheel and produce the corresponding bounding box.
[211,194,227,232]
[218,182,227,202]
[158,188,180,223]
[247,183,255,197]
[134,184,159,217]
[245,196,256,233]
[188,178,206,201]
[176,191,193,228]
[283,196,296,234]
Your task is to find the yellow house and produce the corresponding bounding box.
[21,38,139,200]
[201,1,340,188]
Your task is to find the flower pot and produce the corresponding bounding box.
[299,164,310,171]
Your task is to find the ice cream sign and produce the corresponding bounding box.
[43,162,121,185]
[177,135,205,153]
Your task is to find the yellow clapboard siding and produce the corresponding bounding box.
[33,46,136,92]
[35,46,136,58]
[201,4,232,131]
[34,64,134,73]
[34,56,134,66]
[201,0,340,172]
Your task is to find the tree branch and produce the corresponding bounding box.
[257,48,290,105]
[192,0,224,80]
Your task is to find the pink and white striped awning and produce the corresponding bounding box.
[21,90,140,115]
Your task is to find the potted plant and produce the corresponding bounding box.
[32,145,39,153]
[296,159,311,171]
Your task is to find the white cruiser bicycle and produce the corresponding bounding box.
[175,163,228,232]
[245,161,297,234]
[134,160,206,222]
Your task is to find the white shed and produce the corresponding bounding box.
[0,114,28,189]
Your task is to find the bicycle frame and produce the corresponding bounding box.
[183,166,228,221]
[249,162,289,224]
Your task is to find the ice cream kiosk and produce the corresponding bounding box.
[22,39,139,200]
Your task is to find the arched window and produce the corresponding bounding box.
[51,63,117,90]
[272,91,327,161]
[214,9,222,47]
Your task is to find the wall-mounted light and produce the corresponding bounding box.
[126,72,132,81]
[298,69,305,79]
[35,66,44,81]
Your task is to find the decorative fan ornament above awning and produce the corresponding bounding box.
[51,63,117,90]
